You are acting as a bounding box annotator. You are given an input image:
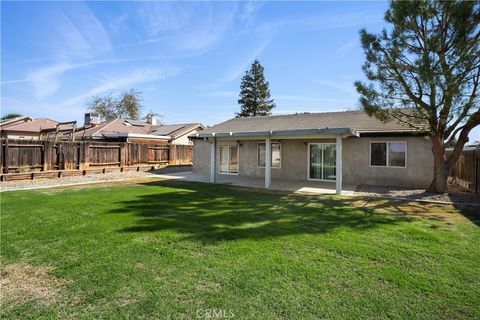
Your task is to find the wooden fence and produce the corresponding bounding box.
[448,148,480,193]
[0,139,192,174]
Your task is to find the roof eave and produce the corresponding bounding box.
[195,127,359,138]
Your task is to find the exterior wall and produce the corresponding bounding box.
[1,132,40,140]
[193,139,211,176]
[171,129,203,145]
[127,138,168,145]
[343,136,433,188]
[192,136,434,188]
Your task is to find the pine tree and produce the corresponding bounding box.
[236,60,275,118]
[355,1,480,193]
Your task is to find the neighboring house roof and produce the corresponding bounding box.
[74,118,156,140]
[198,111,428,138]
[447,143,480,151]
[74,119,204,141]
[1,118,58,133]
[151,123,204,139]
[0,116,33,129]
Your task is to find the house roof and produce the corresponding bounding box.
[198,110,427,138]
[75,118,155,139]
[151,123,204,139]
[1,118,58,133]
[0,116,33,129]
[74,119,204,140]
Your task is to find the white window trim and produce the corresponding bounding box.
[257,142,282,169]
[218,145,239,175]
[307,143,336,182]
[369,141,407,168]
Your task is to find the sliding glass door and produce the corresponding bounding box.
[218,145,238,174]
[308,143,336,181]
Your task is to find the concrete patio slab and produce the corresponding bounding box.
[153,171,356,195]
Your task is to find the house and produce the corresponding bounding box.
[190,110,433,194]
[0,117,58,139]
[72,113,204,145]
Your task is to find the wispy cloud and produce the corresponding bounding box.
[239,1,266,24]
[28,62,75,99]
[202,91,238,98]
[310,79,358,97]
[61,66,180,107]
[240,9,383,38]
[221,37,271,83]
[138,2,192,36]
[54,2,112,59]
[4,2,117,100]
[138,2,240,53]
[109,13,129,34]
[335,37,359,56]
[3,58,140,100]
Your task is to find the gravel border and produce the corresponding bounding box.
[355,184,480,206]
[0,171,160,192]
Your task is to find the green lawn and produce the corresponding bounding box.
[1,179,479,319]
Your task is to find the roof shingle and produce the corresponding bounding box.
[1,118,58,133]
[201,111,426,135]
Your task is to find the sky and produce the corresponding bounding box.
[1,1,479,142]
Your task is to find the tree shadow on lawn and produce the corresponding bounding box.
[108,180,467,243]
[451,204,480,226]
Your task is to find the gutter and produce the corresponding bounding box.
[195,127,358,138]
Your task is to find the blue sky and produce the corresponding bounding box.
[2,1,479,141]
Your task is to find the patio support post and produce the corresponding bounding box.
[265,136,271,188]
[210,137,216,183]
[336,136,343,195]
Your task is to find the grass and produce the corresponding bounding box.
[1,179,479,319]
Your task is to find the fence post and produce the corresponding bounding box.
[47,140,55,170]
[3,139,9,174]
[120,142,127,167]
[78,142,87,170]
[57,143,64,170]
[42,140,48,171]
[169,144,177,165]
[476,149,479,194]
[0,140,3,174]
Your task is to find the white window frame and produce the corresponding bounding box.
[257,142,282,169]
[218,145,239,175]
[307,143,336,182]
[369,141,407,168]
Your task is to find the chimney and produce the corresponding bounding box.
[84,113,100,126]
[146,115,158,126]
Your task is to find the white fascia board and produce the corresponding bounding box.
[196,128,358,138]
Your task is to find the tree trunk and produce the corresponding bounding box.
[429,135,450,193]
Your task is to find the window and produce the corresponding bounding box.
[257,142,281,168]
[218,145,238,174]
[370,142,406,168]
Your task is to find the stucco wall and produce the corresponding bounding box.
[192,139,211,176]
[3,133,40,140]
[343,136,433,188]
[192,136,434,188]
[171,129,201,145]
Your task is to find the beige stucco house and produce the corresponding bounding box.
[191,111,433,194]
[0,117,58,139]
